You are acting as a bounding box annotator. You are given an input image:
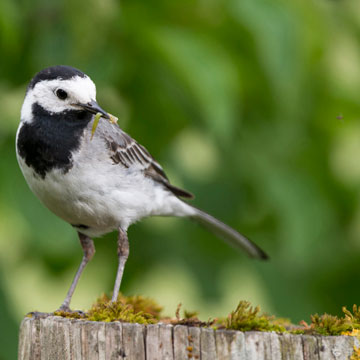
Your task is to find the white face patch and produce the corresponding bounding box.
[21,76,97,123]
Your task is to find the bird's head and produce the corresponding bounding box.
[21,65,109,123]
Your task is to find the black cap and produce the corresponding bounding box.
[28,65,86,90]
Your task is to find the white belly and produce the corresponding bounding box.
[16,148,192,238]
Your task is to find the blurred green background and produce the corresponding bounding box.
[1,0,360,358]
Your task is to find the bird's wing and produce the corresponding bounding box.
[103,127,194,199]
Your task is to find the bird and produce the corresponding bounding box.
[16,65,268,312]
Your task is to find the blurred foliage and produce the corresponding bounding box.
[1,0,360,358]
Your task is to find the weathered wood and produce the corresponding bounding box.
[122,322,146,360]
[146,324,173,360]
[200,328,216,360]
[18,316,360,360]
[318,335,358,360]
[215,329,245,359]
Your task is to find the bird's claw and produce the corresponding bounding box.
[26,311,52,319]
[54,306,86,318]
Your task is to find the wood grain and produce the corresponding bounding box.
[18,316,360,360]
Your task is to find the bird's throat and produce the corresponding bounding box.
[17,103,92,178]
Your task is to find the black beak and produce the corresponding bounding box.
[78,99,110,119]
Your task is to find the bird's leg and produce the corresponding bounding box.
[57,232,95,312]
[111,228,129,302]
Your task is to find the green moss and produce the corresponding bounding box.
[95,294,163,320]
[308,313,352,336]
[86,294,161,323]
[87,301,155,324]
[225,301,286,333]
[53,310,85,319]
[343,305,360,328]
[51,294,360,338]
[53,293,161,324]
[299,305,360,336]
[183,310,199,320]
[168,303,214,327]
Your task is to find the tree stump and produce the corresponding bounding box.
[18,315,359,359]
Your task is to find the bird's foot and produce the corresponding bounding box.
[26,311,52,319]
[56,304,71,312]
[54,305,86,318]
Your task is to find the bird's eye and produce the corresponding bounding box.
[56,89,68,100]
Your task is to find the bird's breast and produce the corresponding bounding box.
[16,104,91,178]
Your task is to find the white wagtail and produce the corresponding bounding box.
[16,65,268,312]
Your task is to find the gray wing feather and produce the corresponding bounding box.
[95,121,267,259]
[101,123,193,199]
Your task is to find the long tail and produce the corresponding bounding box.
[188,206,268,260]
